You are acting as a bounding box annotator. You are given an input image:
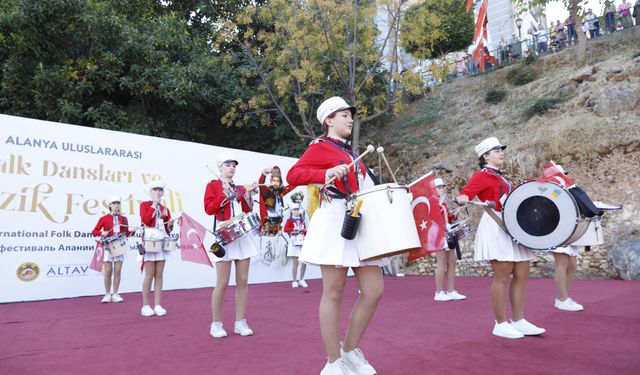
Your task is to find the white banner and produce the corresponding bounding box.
[0,114,320,303]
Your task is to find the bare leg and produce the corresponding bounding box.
[211,261,232,322]
[103,261,113,295]
[300,262,307,280]
[343,266,384,352]
[510,261,530,321]
[292,258,299,281]
[553,252,570,301]
[566,255,578,296]
[113,261,123,294]
[319,265,348,362]
[142,261,156,306]
[434,251,447,293]
[446,251,457,292]
[234,258,250,321]
[490,260,514,323]
[153,260,165,306]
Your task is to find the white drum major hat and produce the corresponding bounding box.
[107,195,121,205]
[217,151,238,167]
[148,180,165,190]
[434,178,445,187]
[475,137,506,157]
[316,96,357,125]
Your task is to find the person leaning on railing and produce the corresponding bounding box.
[619,0,634,29]
[633,0,640,26]
[606,4,618,33]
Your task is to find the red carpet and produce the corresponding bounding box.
[1,276,639,374]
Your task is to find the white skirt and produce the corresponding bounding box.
[104,252,125,262]
[299,199,388,268]
[287,242,302,257]
[552,245,579,257]
[474,211,534,263]
[211,233,259,263]
[143,250,172,262]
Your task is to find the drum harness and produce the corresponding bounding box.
[480,167,510,232]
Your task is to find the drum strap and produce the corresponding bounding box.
[483,206,508,233]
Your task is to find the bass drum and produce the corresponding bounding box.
[502,180,589,250]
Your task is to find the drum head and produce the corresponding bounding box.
[503,181,580,249]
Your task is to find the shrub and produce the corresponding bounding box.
[506,65,539,86]
[485,89,507,104]
[524,97,561,119]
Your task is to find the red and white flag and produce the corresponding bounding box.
[540,160,575,188]
[179,213,213,267]
[89,240,105,272]
[407,172,446,262]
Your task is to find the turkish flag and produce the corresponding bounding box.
[407,173,446,262]
[541,160,575,188]
[89,240,105,272]
[179,213,213,267]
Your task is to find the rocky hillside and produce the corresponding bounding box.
[365,28,640,280]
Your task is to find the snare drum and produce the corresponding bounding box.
[163,237,178,251]
[144,239,165,253]
[571,217,604,246]
[216,212,260,244]
[446,220,472,241]
[352,184,421,261]
[502,180,589,250]
[292,234,305,246]
[104,235,128,257]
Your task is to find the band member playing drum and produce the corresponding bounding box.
[283,203,308,288]
[433,178,466,302]
[456,137,545,339]
[139,181,173,317]
[258,166,295,235]
[204,152,259,338]
[287,96,384,375]
[91,195,133,304]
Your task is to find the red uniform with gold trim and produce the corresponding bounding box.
[284,217,307,235]
[92,214,134,237]
[459,166,511,211]
[203,180,251,221]
[140,201,172,232]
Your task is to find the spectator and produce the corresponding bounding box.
[619,0,633,28]
[555,20,567,48]
[509,33,521,60]
[535,26,548,53]
[605,4,618,33]
[633,0,640,26]
[585,9,600,38]
[565,16,578,44]
[498,36,509,64]
[455,57,467,76]
[581,21,591,39]
[524,28,536,55]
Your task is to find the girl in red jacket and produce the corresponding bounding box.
[456,137,545,339]
[287,97,383,375]
[139,181,173,317]
[91,195,133,303]
[204,152,259,338]
[283,203,308,288]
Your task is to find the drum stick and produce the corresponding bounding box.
[325,145,375,185]
[376,147,398,184]
[468,200,497,209]
[351,199,364,217]
[206,165,221,179]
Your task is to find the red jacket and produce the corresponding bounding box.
[139,201,172,232]
[203,179,251,221]
[459,168,511,212]
[258,173,295,224]
[92,214,134,237]
[287,137,366,194]
[283,217,307,235]
[441,202,457,224]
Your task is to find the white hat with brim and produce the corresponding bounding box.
[434,178,445,187]
[475,137,506,157]
[149,181,165,190]
[317,96,357,125]
[217,151,239,167]
[107,195,121,205]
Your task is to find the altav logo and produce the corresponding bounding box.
[46,264,90,277]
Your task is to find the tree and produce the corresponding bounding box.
[218,0,423,151]
[400,0,474,60]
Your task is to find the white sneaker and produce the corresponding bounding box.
[555,298,584,311]
[396,272,405,277]
[447,290,466,300]
[111,294,124,303]
[510,319,545,336]
[234,319,254,336]
[434,291,453,301]
[492,321,524,339]
[141,305,155,317]
[153,305,167,317]
[101,294,112,303]
[299,279,309,288]
[320,358,350,375]
[292,281,299,288]
[210,321,227,338]
[340,347,376,375]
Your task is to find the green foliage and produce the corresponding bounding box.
[524,97,561,119]
[485,89,508,104]
[505,64,540,86]
[401,0,474,60]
